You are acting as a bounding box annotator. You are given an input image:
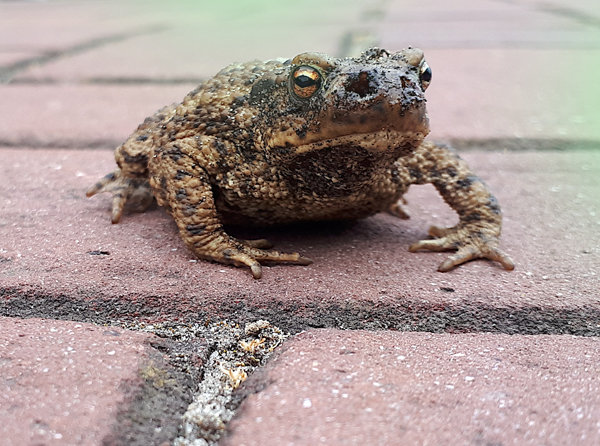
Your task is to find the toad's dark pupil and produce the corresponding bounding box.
[421,67,432,83]
[295,74,317,88]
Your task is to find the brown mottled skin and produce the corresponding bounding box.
[87,47,514,279]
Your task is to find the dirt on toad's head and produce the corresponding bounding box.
[254,47,432,159]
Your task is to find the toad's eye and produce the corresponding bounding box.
[291,66,322,99]
[419,62,432,90]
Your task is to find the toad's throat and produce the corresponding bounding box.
[278,142,406,200]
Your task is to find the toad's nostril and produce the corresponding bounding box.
[347,72,374,98]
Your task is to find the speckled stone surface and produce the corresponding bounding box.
[0,317,152,446]
[1,148,598,333]
[0,85,195,149]
[223,329,600,446]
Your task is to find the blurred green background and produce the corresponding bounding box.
[0,0,599,145]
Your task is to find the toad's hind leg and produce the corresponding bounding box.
[87,103,178,223]
[86,136,154,224]
[150,143,312,279]
[86,169,153,223]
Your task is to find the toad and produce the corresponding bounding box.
[87,47,514,278]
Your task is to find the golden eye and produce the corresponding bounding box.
[291,65,321,99]
[420,62,432,90]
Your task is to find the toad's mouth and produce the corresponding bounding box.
[290,129,426,157]
[267,101,430,156]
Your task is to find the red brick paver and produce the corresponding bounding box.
[0,84,195,148]
[0,317,155,446]
[1,148,598,330]
[224,329,600,446]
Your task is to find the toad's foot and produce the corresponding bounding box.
[409,224,514,272]
[197,235,312,279]
[86,169,153,224]
[387,198,410,220]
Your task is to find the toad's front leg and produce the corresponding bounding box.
[396,141,514,272]
[149,142,312,279]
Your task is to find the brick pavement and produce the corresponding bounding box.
[223,330,600,446]
[0,317,193,446]
[1,0,599,445]
[1,148,599,331]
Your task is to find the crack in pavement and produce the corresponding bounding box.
[447,138,600,152]
[7,76,204,85]
[2,289,599,337]
[534,1,600,28]
[1,137,598,152]
[0,25,168,84]
[97,319,286,446]
[0,138,123,150]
